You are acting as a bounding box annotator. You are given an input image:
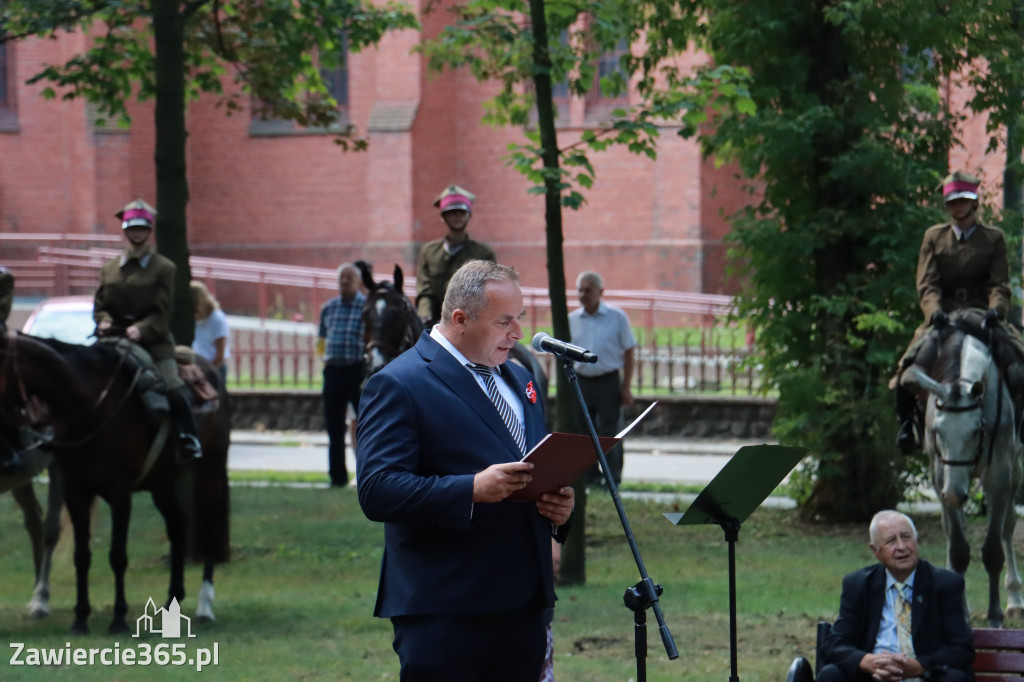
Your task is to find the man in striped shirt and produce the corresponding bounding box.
[317,262,366,487]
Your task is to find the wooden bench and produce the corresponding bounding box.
[786,623,1024,681]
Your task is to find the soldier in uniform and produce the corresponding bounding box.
[895,171,1024,452]
[414,184,496,326]
[93,199,202,460]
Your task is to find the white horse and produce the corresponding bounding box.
[901,323,1024,627]
[1,443,63,618]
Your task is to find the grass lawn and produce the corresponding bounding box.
[0,483,1018,681]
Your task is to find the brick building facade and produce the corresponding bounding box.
[0,15,1002,299]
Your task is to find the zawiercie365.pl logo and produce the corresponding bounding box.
[10,597,219,672]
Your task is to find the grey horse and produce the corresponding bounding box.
[901,319,1024,627]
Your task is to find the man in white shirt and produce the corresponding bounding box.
[568,270,636,485]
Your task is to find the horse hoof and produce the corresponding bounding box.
[70,623,89,635]
[1006,606,1024,620]
[108,621,129,635]
[26,604,50,619]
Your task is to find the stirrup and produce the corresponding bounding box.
[178,433,203,461]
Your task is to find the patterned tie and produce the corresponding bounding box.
[467,363,526,453]
[894,582,915,657]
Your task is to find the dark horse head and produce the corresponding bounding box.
[360,263,423,375]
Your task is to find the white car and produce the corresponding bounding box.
[21,296,96,345]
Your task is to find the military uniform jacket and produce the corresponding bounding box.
[916,221,1010,323]
[415,236,496,321]
[93,245,177,360]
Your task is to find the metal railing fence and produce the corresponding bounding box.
[2,238,760,394]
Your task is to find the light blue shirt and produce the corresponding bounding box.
[568,301,637,377]
[873,569,916,655]
[193,308,230,366]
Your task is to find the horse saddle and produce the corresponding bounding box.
[97,339,219,415]
[173,346,220,412]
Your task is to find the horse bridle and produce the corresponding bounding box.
[0,332,145,450]
[933,397,985,468]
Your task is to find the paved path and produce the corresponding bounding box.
[227,431,800,508]
[229,431,756,484]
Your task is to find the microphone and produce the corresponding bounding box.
[532,332,599,364]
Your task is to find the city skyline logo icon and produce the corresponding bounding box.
[133,597,196,638]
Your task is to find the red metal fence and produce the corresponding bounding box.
[3,238,760,394]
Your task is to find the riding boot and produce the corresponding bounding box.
[895,386,918,455]
[169,390,203,462]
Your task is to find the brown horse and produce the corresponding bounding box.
[0,332,230,634]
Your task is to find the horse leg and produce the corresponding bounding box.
[1001,503,1024,620]
[64,487,94,634]
[151,487,186,610]
[107,495,133,634]
[194,476,225,622]
[982,501,1008,628]
[24,467,63,618]
[11,482,47,617]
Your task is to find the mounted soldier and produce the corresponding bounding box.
[93,199,203,461]
[414,184,496,327]
[894,171,1024,453]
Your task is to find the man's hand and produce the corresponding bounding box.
[96,320,112,337]
[125,325,142,342]
[621,385,634,407]
[858,652,920,681]
[536,486,575,527]
[472,462,533,503]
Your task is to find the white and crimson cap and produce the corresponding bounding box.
[942,171,980,202]
[433,184,475,214]
[115,199,157,229]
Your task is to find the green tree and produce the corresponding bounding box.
[1,0,417,342]
[699,0,988,521]
[421,0,751,581]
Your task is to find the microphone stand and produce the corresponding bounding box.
[558,354,678,680]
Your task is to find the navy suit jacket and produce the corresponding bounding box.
[356,332,555,619]
[821,560,974,679]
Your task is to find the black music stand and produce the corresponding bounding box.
[664,444,807,682]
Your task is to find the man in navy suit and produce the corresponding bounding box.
[818,510,974,682]
[357,260,575,681]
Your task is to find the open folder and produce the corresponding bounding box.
[508,402,657,501]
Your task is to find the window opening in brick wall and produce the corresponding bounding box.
[0,31,18,132]
[584,39,628,123]
[250,34,349,136]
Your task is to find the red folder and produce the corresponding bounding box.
[508,433,620,501]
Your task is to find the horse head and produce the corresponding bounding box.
[902,329,997,508]
[362,265,423,374]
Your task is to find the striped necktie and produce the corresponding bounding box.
[894,582,915,657]
[467,363,526,453]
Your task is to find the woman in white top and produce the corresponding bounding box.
[190,280,230,384]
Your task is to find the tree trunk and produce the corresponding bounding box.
[527,0,585,584]
[152,0,194,345]
[1003,2,1024,328]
